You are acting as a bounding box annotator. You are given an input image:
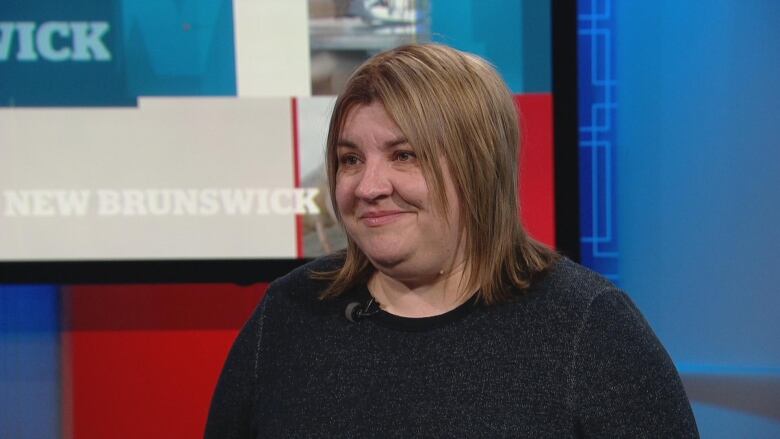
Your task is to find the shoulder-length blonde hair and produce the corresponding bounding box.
[317,44,558,304]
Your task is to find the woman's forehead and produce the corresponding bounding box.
[339,102,406,143]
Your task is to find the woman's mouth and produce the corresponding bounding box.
[358,210,409,227]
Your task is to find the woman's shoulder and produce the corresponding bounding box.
[500,256,657,343]
[263,252,348,307]
[538,260,698,436]
[272,252,345,287]
[239,253,348,333]
[528,256,621,308]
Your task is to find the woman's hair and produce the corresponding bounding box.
[317,43,558,304]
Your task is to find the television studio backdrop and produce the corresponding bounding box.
[1,0,778,437]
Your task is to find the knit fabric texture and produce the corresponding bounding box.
[205,256,699,438]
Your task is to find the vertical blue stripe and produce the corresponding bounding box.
[0,285,61,439]
[577,0,619,278]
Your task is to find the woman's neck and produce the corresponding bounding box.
[367,262,476,318]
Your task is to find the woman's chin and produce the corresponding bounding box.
[367,255,442,285]
[365,251,407,270]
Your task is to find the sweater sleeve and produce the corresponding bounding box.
[204,291,271,439]
[571,288,699,438]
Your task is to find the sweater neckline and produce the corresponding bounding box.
[357,285,479,332]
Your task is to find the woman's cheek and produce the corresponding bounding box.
[334,179,355,212]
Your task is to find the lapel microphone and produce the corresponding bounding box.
[345,297,380,323]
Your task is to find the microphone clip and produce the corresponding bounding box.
[345,297,380,323]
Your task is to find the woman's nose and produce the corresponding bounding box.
[354,162,392,201]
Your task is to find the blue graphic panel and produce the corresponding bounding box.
[0,0,131,106]
[606,0,780,435]
[0,286,61,439]
[0,0,236,107]
[693,402,780,439]
[577,0,618,279]
[121,0,236,97]
[430,0,551,93]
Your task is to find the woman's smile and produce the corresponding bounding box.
[358,209,413,227]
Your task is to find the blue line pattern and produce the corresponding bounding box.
[577,0,618,279]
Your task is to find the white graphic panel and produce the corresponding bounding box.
[0,97,301,260]
[233,0,311,97]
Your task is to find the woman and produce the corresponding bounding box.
[205,44,698,438]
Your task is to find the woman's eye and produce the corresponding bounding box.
[339,155,360,166]
[395,151,416,162]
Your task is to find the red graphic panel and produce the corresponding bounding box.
[516,94,556,247]
[61,284,267,439]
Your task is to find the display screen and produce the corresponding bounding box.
[0,0,557,276]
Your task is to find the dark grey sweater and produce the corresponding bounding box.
[205,256,698,438]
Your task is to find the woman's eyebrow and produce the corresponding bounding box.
[336,139,358,149]
[336,137,408,149]
[385,137,408,148]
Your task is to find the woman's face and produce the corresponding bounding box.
[335,102,465,283]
